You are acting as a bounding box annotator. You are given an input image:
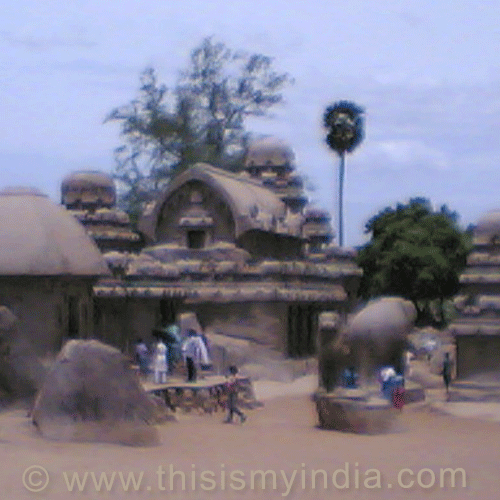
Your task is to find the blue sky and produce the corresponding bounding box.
[1,0,499,246]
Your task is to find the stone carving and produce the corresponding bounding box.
[316,297,417,433]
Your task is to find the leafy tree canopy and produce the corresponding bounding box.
[323,101,364,156]
[105,36,294,221]
[356,198,472,325]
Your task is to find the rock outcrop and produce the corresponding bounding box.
[31,340,168,445]
[0,306,46,401]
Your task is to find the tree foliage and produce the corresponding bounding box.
[356,198,472,325]
[323,101,364,156]
[105,37,293,219]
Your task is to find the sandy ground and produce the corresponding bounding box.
[1,376,500,500]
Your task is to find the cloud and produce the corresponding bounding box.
[50,58,134,76]
[395,10,428,29]
[369,139,450,171]
[0,29,96,50]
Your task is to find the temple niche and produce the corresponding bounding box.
[449,210,500,378]
[92,138,362,366]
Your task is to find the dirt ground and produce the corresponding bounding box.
[2,381,499,500]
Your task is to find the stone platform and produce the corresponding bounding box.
[142,376,260,413]
[314,382,425,434]
[404,380,426,403]
[314,388,395,434]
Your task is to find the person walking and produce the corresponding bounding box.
[442,352,453,399]
[392,382,406,411]
[223,366,247,424]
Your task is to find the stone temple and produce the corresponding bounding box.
[0,138,361,377]
[77,138,361,363]
[448,210,500,378]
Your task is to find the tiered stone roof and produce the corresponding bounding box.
[449,211,500,336]
[62,171,142,252]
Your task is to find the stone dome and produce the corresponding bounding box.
[474,210,500,244]
[0,187,110,276]
[61,170,116,208]
[244,137,295,167]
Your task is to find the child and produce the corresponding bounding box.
[152,338,168,384]
[223,366,247,424]
[392,384,406,411]
[134,338,150,377]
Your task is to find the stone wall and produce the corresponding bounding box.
[0,277,94,355]
[192,302,288,352]
[456,335,500,378]
[236,231,303,260]
[94,298,160,351]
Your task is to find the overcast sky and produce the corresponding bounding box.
[1,0,499,246]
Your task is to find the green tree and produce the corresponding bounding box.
[356,198,472,325]
[106,37,293,219]
[323,101,364,247]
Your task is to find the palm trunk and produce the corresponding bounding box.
[338,152,345,248]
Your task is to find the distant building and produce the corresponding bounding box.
[449,210,500,377]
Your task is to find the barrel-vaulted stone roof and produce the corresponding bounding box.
[139,163,302,243]
[0,187,109,276]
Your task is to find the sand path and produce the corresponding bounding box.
[1,377,499,500]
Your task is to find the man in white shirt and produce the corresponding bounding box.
[182,330,210,382]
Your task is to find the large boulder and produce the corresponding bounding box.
[31,340,166,445]
[0,306,46,401]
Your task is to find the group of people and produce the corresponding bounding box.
[134,333,247,424]
[134,328,211,384]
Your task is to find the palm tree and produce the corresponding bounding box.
[323,101,364,247]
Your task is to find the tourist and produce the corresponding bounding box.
[342,366,358,388]
[163,324,182,375]
[403,350,413,378]
[379,366,397,399]
[152,338,168,384]
[223,365,247,424]
[392,383,406,411]
[134,338,150,377]
[441,352,452,398]
[182,329,210,382]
